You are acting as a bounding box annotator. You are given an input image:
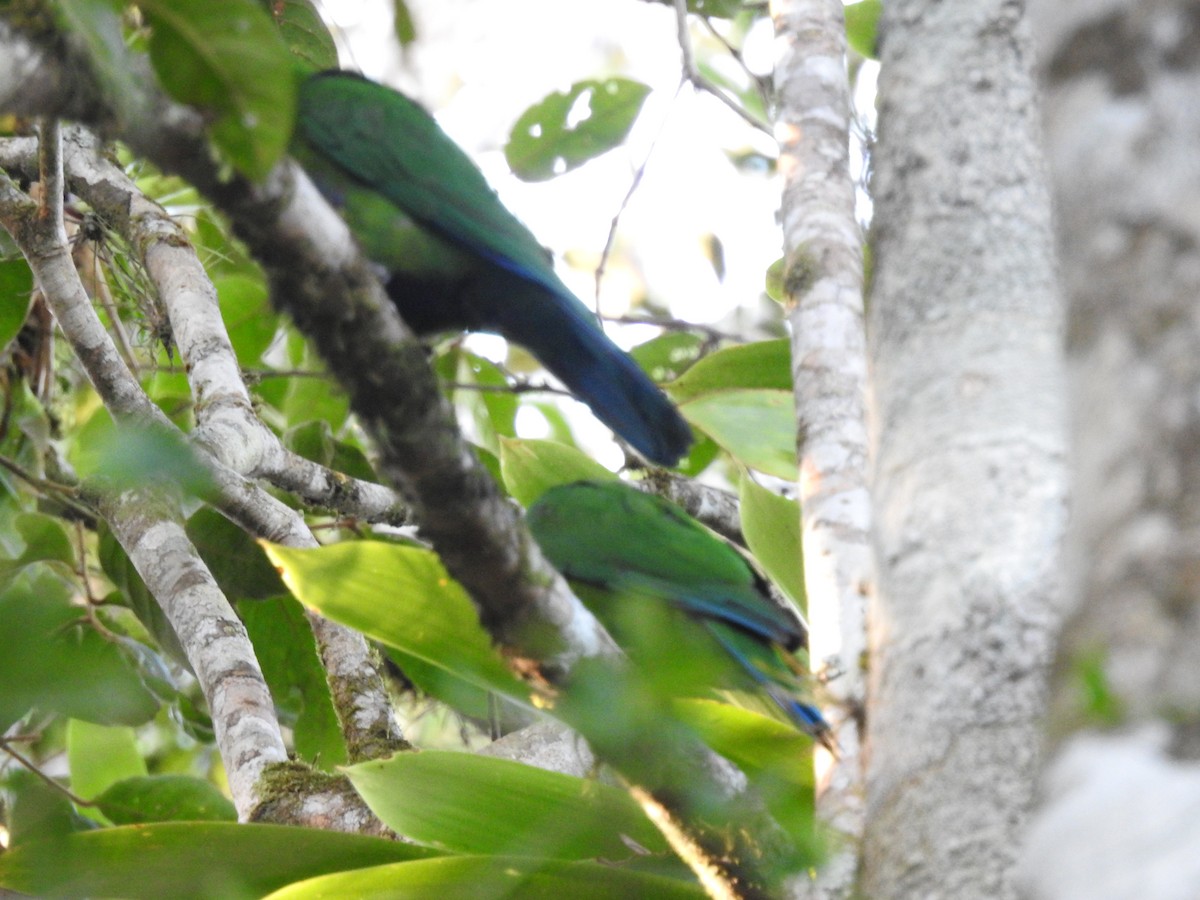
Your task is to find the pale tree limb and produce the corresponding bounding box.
[0,128,407,764]
[863,1,1067,897]
[1020,2,1200,897]
[0,121,288,819]
[771,1,870,893]
[55,129,405,759]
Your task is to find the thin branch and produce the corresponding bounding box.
[673,0,773,136]
[0,736,95,808]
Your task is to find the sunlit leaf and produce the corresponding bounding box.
[346,751,667,859]
[845,0,882,59]
[681,389,797,479]
[0,823,437,900]
[739,476,805,610]
[499,437,617,507]
[264,541,528,701]
[264,855,704,900]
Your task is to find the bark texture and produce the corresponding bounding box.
[1021,2,1200,896]
[864,1,1067,896]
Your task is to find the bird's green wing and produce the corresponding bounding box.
[526,481,803,648]
[295,71,569,298]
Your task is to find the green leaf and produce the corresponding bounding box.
[384,645,493,721]
[262,0,339,71]
[393,0,417,46]
[215,273,277,366]
[142,0,295,180]
[0,257,33,354]
[67,720,148,819]
[506,79,651,182]
[845,0,882,59]
[499,437,617,507]
[675,700,816,787]
[0,823,438,900]
[95,775,237,824]
[0,511,76,585]
[667,339,792,403]
[739,476,805,610]
[238,595,346,768]
[187,507,288,601]
[0,569,160,730]
[681,389,797,479]
[264,856,705,900]
[629,331,704,384]
[263,541,528,700]
[72,419,214,496]
[345,751,667,859]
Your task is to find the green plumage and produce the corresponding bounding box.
[291,71,694,465]
[526,481,831,747]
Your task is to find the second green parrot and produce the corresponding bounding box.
[526,480,833,750]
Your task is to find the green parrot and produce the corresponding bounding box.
[291,71,693,466]
[526,480,833,750]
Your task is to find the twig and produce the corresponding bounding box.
[0,736,96,808]
[672,0,772,136]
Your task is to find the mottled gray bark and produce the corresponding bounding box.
[1021,2,1200,897]
[772,1,871,896]
[864,1,1067,897]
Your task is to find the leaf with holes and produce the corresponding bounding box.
[506,79,651,182]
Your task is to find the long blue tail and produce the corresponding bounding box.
[464,276,693,466]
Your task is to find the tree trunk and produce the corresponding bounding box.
[863,1,1067,896]
[1021,2,1200,896]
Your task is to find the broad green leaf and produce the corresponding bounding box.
[0,257,33,353]
[384,645,493,721]
[0,569,160,730]
[345,750,666,859]
[845,0,882,59]
[67,720,148,819]
[265,856,704,900]
[629,331,704,383]
[95,775,236,824]
[215,273,277,366]
[0,512,76,585]
[187,507,288,601]
[142,0,295,180]
[506,79,651,182]
[674,699,816,788]
[499,437,617,507]
[261,0,339,71]
[238,595,346,768]
[739,476,805,610]
[264,541,527,700]
[680,389,797,479]
[666,339,791,403]
[0,823,438,900]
